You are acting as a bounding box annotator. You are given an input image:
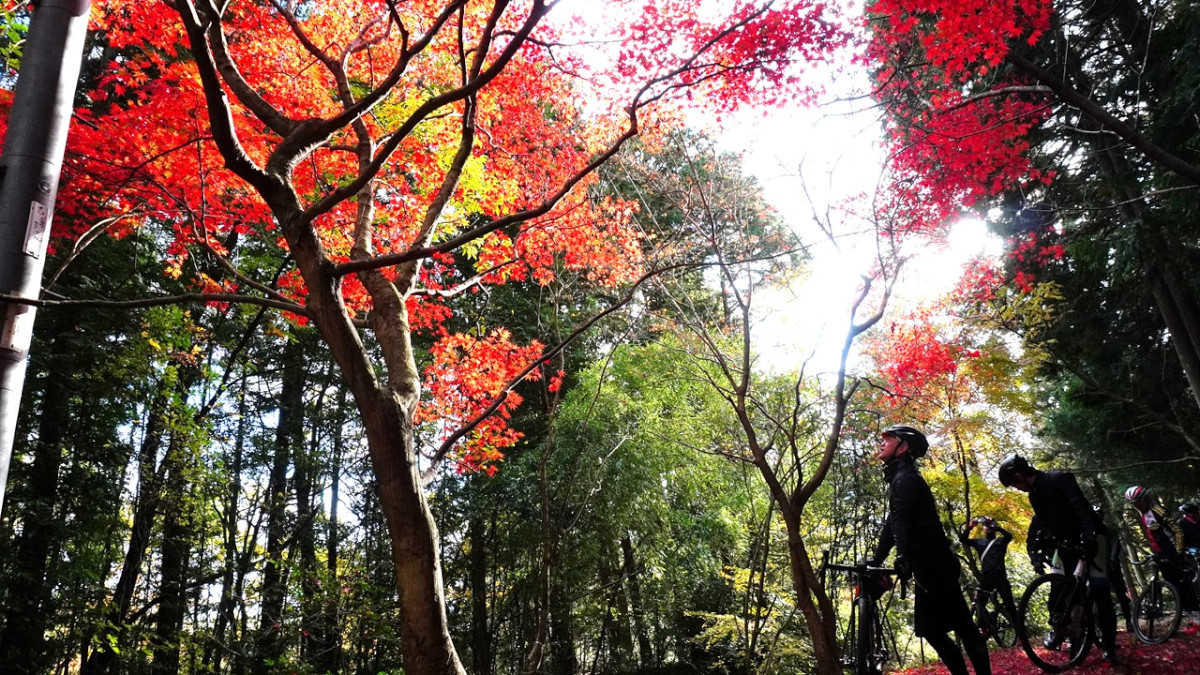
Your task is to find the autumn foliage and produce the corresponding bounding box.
[864,0,1054,236]
[41,0,852,473]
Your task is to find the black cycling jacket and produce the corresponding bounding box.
[872,455,958,575]
[962,525,1011,576]
[1025,469,1106,552]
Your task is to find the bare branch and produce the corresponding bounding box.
[4,292,308,317]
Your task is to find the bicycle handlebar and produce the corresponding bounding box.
[821,559,905,600]
[822,562,897,576]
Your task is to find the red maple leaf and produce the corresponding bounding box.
[890,631,1200,675]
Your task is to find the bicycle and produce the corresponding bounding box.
[1130,554,1182,645]
[821,558,899,675]
[1015,555,1096,673]
[968,584,1017,648]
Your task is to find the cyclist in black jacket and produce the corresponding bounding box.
[871,425,991,675]
[999,455,1120,663]
[961,516,1018,624]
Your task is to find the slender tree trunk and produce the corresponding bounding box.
[296,420,321,667]
[605,554,635,672]
[1146,261,1200,412]
[784,515,841,675]
[620,533,653,668]
[80,390,172,675]
[524,440,554,675]
[151,440,192,675]
[316,404,345,675]
[0,331,72,674]
[745,512,772,668]
[208,388,248,673]
[549,575,576,675]
[468,498,493,675]
[253,338,306,674]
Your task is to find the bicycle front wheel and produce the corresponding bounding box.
[1133,578,1182,645]
[1017,573,1093,673]
[855,595,881,675]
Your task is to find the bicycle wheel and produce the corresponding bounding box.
[1133,578,1182,645]
[989,596,1018,649]
[855,595,881,675]
[1017,573,1093,673]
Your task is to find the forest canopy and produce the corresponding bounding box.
[0,0,1198,674]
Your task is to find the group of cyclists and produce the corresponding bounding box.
[865,424,1200,675]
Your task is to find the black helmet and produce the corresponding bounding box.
[1180,503,1199,516]
[998,454,1032,487]
[882,424,929,458]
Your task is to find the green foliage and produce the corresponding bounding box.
[0,3,28,77]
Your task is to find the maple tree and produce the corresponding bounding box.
[11,0,854,671]
[861,0,1200,428]
[859,294,1040,562]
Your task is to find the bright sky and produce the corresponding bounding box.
[549,0,1006,374]
[717,101,1006,374]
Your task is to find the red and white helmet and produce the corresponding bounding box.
[1124,485,1148,502]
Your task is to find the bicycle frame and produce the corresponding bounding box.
[968,584,1016,648]
[1016,555,1096,673]
[821,560,898,675]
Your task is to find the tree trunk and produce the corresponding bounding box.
[603,554,635,672]
[296,418,322,667]
[549,575,576,675]
[524,437,555,675]
[468,500,493,675]
[151,440,192,675]
[1145,259,1200,412]
[253,338,306,674]
[282,189,466,674]
[207,388,248,673]
[366,409,464,675]
[785,518,842,675]
[621,533,652,666]
[0,330,72,674]
[80,390,173,675]
[315,403,345,675]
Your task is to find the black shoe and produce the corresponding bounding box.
[1043,632,1064,650]
[1103,650,1120,665]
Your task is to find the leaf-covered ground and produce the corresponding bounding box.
[892,630,1200,675]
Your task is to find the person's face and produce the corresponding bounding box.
[877,433,908,463]
[1008,472,1035,493]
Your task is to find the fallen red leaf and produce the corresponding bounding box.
[890,630,1200,675]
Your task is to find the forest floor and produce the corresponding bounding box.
[891,628,1200,675]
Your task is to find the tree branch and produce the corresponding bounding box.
[3,292,308,317]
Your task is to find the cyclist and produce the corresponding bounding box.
[1100,514,1135,633]
[870,425,991,675]
[1177,503,1200,552]
[1124,486,1200,625]
[998,455,1121,664]
[961,516,1018,629]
